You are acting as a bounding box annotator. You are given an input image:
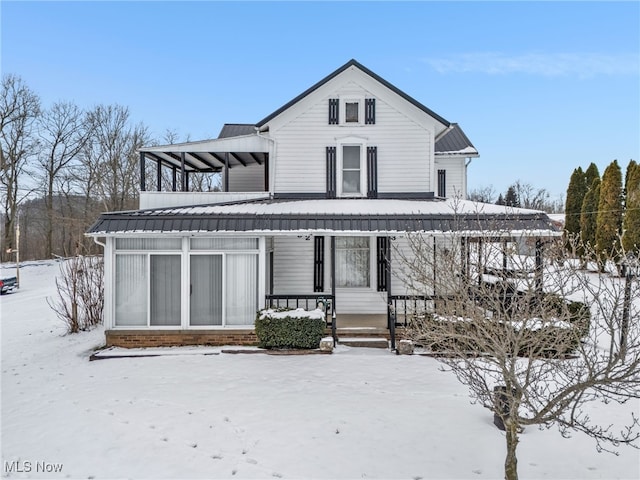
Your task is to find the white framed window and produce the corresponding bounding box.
[337,137,367,197]
[336,237,371,288]
[340,97,364,126]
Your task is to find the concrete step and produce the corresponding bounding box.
[338,337,390,349]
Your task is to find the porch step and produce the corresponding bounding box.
[338,337,390,349]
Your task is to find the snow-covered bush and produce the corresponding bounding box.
[255,308,326,349]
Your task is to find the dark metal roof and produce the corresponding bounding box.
[218,124,256,138]
[435,124,478,155]
[88,204,557,236]
[255,59,451,128]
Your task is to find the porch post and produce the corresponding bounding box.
[387,235,395,351]
[156,159,162,192]
[185,171,190,192]
[172,166,177,192]
[180,152,186,192]
[224,152,230,192]
[139,152,146,191]
[502,239,508,273]
[535,239,543,294]
[331,235,337,342]
[258,237,266,310]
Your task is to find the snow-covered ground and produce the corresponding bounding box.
[1,261,639,479]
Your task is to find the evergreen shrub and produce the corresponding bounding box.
[255,308,326,349]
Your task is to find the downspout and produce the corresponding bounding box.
[464,157,473,199]
[255,126,276,198]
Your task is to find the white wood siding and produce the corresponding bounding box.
[272,237,315,293]
[435,156,466,199]
[269,69,443,195]
[225,163,265,192]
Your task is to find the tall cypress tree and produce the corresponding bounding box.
[584,162,600,191]
[564,167,586,244]
[622,161,640,254]
[596,160,623,262]
[624,160,638,206]
[581,178,600,252]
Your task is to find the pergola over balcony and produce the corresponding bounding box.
[139,133,271,193]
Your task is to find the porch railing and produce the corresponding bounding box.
[264,294,335,332]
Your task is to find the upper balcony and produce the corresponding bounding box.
[138,132,271,209]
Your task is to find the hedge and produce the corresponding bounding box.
[255,308,326,349]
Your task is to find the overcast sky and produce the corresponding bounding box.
[3,1,639,200]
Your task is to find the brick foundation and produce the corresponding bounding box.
[106,329,259,348]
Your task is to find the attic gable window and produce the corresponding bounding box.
[345,102,359,123]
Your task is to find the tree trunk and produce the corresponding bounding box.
[504,420,519,480]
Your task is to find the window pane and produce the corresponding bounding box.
[116,238,181,250]
[190,255,223,326]
[343,171,361,194]
[115,255,147,326]
[226,254,258,325]
[150,255,181,326]
[336,237,370,288]
[343,146,360,169]
[191,238,258,250]
[345,102,359,122]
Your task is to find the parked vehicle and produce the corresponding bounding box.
[0,277,18,294]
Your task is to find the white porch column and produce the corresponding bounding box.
[103,236,114,330]
[258,236,266,310]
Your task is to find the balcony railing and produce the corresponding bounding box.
[139,191,269,210]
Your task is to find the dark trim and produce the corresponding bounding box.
[224,152,229,192]
[326,146,337,199]
[180,152,186,192]
[230,152,247,167]
[269,250,274,295]
[437,169,446,198]
[376,236,388,291]
[255,59,450,128]
[249,152,263,166]
[156,159,162,192]
[264,153,269,191]
[171,166,177,192]
[328,98,339,125]
[140,152,146,191]
[377,192,436,199]
[272,192,328,200]
[313,236,325,292]
[189,152,222,172]
[367,146,378,198]
[365,98,376,125]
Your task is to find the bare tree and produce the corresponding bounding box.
[81,104,150,212]
[395,229,640,480]
[36,101,91,258]
[468,185,497,204]
[0,74,40,261]
[48,251,104,333]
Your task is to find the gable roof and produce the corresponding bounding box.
[255,59,451,128]
[435,123,479,156]
[218,123,256,138]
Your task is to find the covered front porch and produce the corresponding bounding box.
[88,197,560,350]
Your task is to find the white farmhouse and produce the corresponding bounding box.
[87,59,558,349]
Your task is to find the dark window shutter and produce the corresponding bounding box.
[367,146,378,198]
[328,98,339,124]
[437,169,446,197]
[365,98,376,124]
[314,236,325,292]
[326,147,336,198]
[376,237,388,291]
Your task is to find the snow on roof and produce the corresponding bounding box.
[150,198,544,217]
